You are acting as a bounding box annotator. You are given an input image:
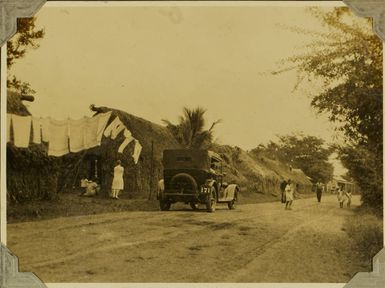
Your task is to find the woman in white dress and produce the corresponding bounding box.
[285,179,294,210]
[111,160,124,199]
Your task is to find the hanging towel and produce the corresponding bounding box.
[41,117,50,142]
[96,111,112,143]
[69,117,87,153]
[48,118,69,157]
[12,115,31,148]
[84,116,100,149]
[31,117,42,144]
[6,114,12,143]
[132,139,142,164]
[118,129,134,153]
[103,116,125,140]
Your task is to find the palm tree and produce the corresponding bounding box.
[163,107,221,149]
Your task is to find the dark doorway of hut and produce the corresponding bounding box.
[85,154,102,184]
[59,152,103,195]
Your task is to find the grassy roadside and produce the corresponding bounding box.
[7,188,318,223]
[343,206,383,271]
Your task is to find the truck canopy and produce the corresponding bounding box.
[162,149,221,171]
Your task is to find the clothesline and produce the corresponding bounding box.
[7,112,142,164]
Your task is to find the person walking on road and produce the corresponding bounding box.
[280,179,287,203]
[285,179,294,210]
[315,180,323,203]
[337,186,346,208]
[111,160,124,199]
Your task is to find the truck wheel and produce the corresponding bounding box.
[228,192,238,210]
[206,187,217,213]
[190,202,199,210]
[159,199,171,211]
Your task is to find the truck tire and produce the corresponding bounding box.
[228,191,238,210]
[170,173,198,192]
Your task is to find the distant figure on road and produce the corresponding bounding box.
[337,186,346,208]
[280,179,287,203]
[285,179,294,210]
[315,180,323,203]
[111,160,124,199]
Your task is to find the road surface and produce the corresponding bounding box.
[7,195,363,283]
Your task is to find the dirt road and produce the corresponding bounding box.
[7,195,364,283]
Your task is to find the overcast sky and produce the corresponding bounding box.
[10,3,349,166]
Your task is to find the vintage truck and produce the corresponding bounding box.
[158,149,239,212]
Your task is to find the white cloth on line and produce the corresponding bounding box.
[12,115,31,148]
[84,116,100,149]
[31,117,42,144]
[48,118,69,157]
[6,114,12,143]
[132,139,142,164]
[83,112,112,149]
[118,129,134,153]
[41,117,50,142]
[96,111,112,143]
[103,116,125,140]
[69,117,87,153]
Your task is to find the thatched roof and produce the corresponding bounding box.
[213,144,312,194]
[7,90,31,116]
[93,106,181,161]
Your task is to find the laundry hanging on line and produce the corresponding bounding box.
[12,115,31,148]
[118,129,134,153]
[48,118,69,157]
[7,112,142,163]
[68,117,87,153]
[132,139,142,164]
[103,116,125,140]
[84,112,112,149]
[104,117,143,162]
[7,112,112,152]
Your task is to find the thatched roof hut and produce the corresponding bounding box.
[59,106,182,198]
[213,145,312,196]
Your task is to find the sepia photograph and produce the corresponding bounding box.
[2,1,384,284]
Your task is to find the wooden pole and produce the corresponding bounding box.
[148,141,154,200]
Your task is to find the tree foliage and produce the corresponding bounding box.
[252,133,334,183]
[275,7,382,210]
[7,17,44,94]
[163,107,221,149]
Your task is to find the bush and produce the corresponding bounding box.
[345,212,383,266]
[7,144,60,204]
